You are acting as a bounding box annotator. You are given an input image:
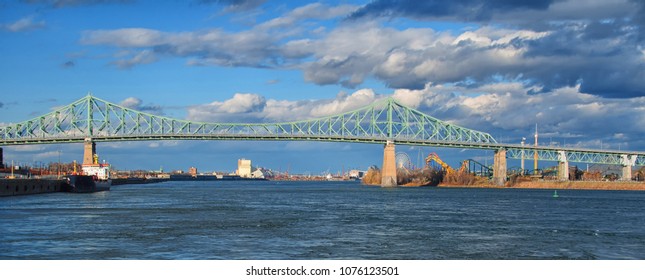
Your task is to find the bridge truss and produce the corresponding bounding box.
[1,94,643,166]
[504,148,645,167]
[0,94,496,145]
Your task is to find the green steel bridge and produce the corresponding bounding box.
[1,94,644,174]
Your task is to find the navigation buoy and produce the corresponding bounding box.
[553,190,559,198]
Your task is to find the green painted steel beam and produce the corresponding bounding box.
[2,94,644,166]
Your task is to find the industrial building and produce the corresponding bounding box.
[251,168,274,179]
[349,169,365,179]
[237,159,252,178]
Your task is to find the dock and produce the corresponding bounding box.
[0,178,67,197]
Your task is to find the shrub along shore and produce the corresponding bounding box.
[362,168,645,190]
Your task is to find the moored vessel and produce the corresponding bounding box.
[64,174,111,193]
[64,154,111,193]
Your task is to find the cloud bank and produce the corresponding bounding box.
[78,0,644,99]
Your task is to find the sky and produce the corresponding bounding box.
[1,0,644,174]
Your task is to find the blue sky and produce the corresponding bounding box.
[1,0,644,174]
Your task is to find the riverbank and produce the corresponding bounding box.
[508,181,645,191]
[437,180,645,191]
[371,179,645,191]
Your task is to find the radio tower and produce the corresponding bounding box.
[534,123,538,175]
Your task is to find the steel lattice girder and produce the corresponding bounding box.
[0,94,497,145]
[1,94,644,166]
[506,148,645,166]
[637,156,645,166]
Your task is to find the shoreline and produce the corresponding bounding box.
[368,180,645,191]
[439,181,645,191]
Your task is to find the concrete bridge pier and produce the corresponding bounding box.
[83,138,96,165]
[621,154,636,181]
[558,151,569,181]
[381,141,397,187]
[492,149,507,186]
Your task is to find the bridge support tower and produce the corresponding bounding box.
[558,151,569,181]
[381,141,397,187]
[83,138,96,165]
[621,154,636,181]
[493,149,507,186]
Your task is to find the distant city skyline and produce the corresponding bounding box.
[1,0,644,173]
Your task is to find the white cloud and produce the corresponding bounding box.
[113,49,157,69]
[187,89,380,123]
[82,27,280,68]
[259,3,358,30]
[77,1,645,98]
[120,97,142,108]
[1,16,45,32]
[80,3,358,69]
[81,28,163,47]
[452,31,492,46]
[298,22,554,89]
[118,97,164,115]
[187,93,267,122]
[309,89,377,117]
[211,93,266,114]
[391,83,645,146]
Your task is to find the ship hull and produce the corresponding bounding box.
[64,175,111,193]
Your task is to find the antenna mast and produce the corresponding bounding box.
[534,124,538,175]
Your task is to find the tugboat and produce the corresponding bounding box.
[64,156,111,193]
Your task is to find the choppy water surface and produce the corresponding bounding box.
[1,181,644,259]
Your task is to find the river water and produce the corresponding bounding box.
[1,181,644,259]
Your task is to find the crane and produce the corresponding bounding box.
[425,152,456,175]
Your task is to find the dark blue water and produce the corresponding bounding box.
[1,181,644,259]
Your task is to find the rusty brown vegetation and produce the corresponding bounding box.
[363,166,645,190]
[636,167,645,181]
[441,170,491,186]
[363,167,483,187]
[363,164,645,190]
[582,171,602,181]
[511,181,645,191]
[361,168,382,185]
[398,168,443,186]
